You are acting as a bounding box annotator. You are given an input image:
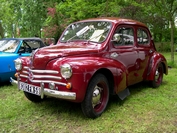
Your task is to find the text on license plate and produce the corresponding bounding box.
[19,82,41,96]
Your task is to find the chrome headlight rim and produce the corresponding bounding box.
[60,64,72,79]
[14,58,22,71]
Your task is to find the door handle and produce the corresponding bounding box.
[149,49,153,54]
[110,52,119,58]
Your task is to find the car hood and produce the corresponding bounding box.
[31,42,102,69]
[0,51,15,55]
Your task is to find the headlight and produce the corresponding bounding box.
[14,58,22,71]
[60,64,72,79]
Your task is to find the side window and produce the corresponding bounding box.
[112,26,134,46]
[137,28,149,45]
[18,42,28,53]
[25,40,41,49]
[18,40,41,53]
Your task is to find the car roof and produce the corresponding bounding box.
[0,37,42,41]
[75,17,147,27]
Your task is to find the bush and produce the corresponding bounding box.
[155,42,171,52]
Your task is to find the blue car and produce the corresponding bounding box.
[0,38,45,82]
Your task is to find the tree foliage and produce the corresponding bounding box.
[0,0,177,62]
[153,0,177,62]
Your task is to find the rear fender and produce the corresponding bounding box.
[146,52,168,80]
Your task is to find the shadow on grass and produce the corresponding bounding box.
[31,96,85,118]
[108,80,168,109]
[0,81,12,87]
[23,80,168,119]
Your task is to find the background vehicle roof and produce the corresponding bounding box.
[0,37,42,41]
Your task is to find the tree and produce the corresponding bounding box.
[19,0,47,37]
[43,0,123,40]
[0,22,4,38]
[0,0,13,38]
[0,0,48,38]
[153,0,177,63]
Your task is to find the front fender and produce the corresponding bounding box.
[146,52,168,80]
[0,54,19,82]
[60,57,127,97]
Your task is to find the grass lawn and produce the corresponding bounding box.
[0,52,177,133]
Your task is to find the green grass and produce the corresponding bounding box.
[161,52,177,68]
[0,53,177,133]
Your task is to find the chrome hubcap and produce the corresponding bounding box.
[155,69,160,82]
[92,85,102,108]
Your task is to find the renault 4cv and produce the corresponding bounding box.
[11,17,168,118]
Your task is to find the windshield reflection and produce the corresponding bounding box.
[0,40,19,53]
[60,21,112,43]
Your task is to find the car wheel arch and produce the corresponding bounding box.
[147,61,167,81]
[146,53,168,80]
[87,68,122,96]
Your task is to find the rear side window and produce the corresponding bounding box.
[137,28,150,45]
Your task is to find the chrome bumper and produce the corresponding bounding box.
[10,77,18,86]
[10,77,76,100]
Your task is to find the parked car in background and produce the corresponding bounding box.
[11,17,168,118]
[0,37,45,82]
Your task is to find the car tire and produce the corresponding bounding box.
[24,92,43,103]
[81,73,109,118]
[151,63,164,88]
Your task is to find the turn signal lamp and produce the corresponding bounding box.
[66,83,72,89]
[15,73,18,78]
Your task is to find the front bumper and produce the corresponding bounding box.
[10,77,76,100]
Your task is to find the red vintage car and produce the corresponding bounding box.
[11,17,168,118]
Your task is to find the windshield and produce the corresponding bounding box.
[60,21,112,43]
[0,40,19,53]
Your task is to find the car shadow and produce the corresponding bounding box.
[0,81,12,87]
[107,80,168,109]
[36,97,84,118]
[27,80,168,119]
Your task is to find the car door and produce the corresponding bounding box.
[135,27,153,81]
[110,25,139,86]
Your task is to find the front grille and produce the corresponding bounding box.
[20,66,66,86]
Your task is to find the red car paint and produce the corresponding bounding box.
[15,17,168,118]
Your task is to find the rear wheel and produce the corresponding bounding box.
[81,74,109,118]
[151,63,164,88]
[24,92,43,102]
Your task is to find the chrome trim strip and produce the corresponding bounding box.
[29,79,66,86]
[32,75,62,80]
[20,74,28,78]
[43,89,76,100]
[23,71,28,74]
[29,69,59,74]
[24,66,29,69]
[20,74,61,80]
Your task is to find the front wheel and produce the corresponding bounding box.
[81,74,109,118]
[24,92,43,103]
[150,63,164,88]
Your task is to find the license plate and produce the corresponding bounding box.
[19,82,41,96]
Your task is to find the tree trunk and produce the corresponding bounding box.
[0,22,4,38]
[170,20,175,63]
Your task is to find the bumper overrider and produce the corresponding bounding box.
[10,76,76,100]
